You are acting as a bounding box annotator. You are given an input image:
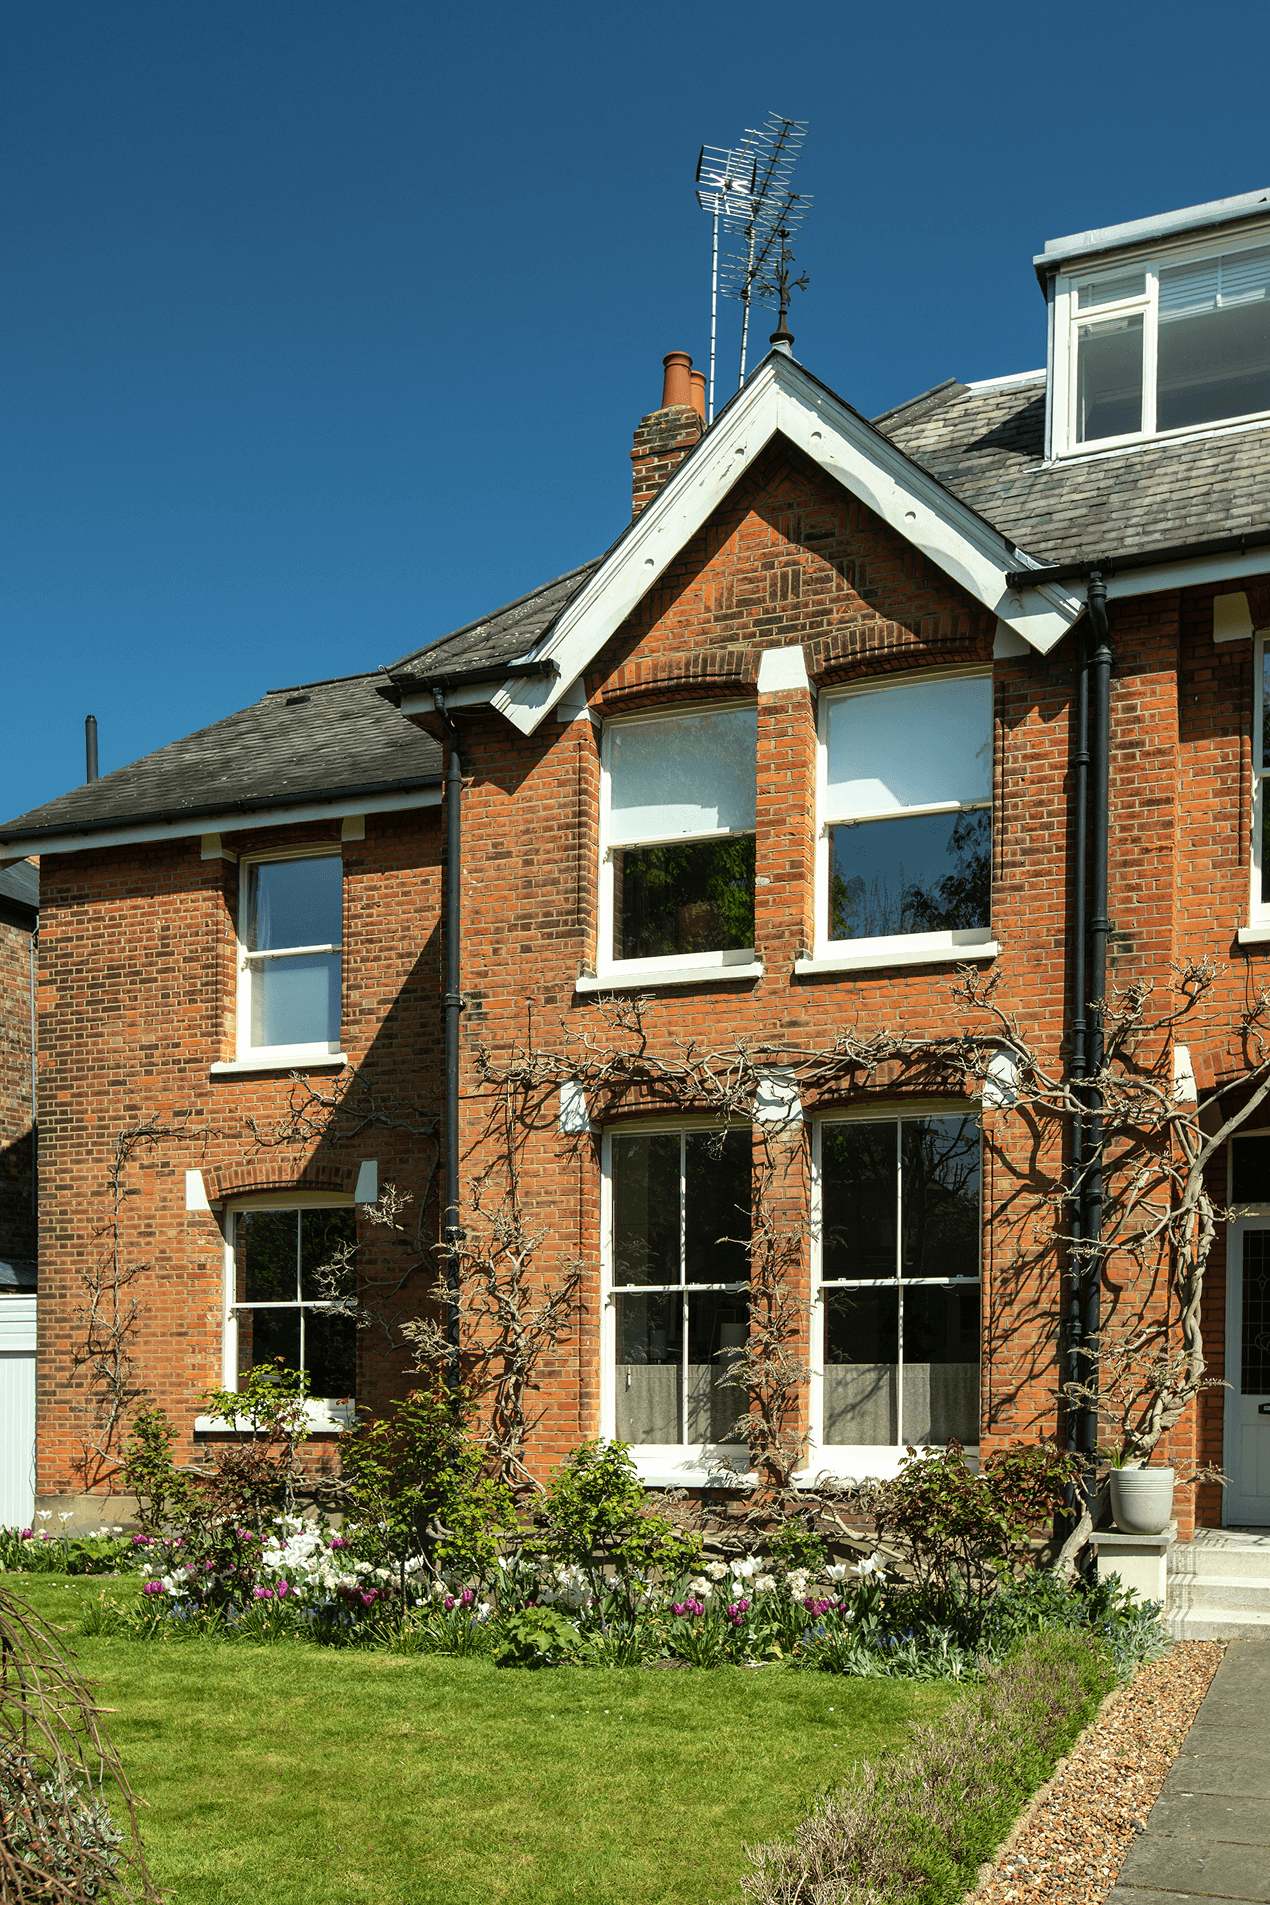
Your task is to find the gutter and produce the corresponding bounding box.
[1007,526,1270,594]
[377,659,559,708]
[0,773,444,851]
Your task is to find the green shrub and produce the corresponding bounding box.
[532,1439,699,1618]
[742,1630,1116,1905]
[339,1383,515,1581]
[494,1605,584,1669]
[876,1441,1076,1613]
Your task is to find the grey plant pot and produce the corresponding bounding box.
[1110,1466,1175,1535]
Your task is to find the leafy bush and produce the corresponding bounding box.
[494,1605,584,1669]
[532,1439,699,1616]
[339,1384,515,1584]
[742,1630,1116,1905]
[876,1440,1076,1612]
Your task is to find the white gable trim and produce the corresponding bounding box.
[493,355,1081,736]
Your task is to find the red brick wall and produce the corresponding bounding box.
[35,807,443,1495]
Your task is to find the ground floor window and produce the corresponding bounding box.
[228,1201,357,1400]
[607,1125,751,1448]
[816,1112,981,1450]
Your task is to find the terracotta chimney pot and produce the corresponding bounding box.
[661,351,693,410]
[689,369,706,421]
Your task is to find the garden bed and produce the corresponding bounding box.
[7,1573,959,1905]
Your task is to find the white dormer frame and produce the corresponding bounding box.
[1048,218,1270,460]
[482,354,1084,737]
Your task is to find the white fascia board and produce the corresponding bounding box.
[1,786,441,861]
[495,358,1077,739]
[1103,547,1270,603]
[398,680,498,717]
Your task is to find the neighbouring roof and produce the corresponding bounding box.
[874,373,1270,568]
[0,672,442,848]
[385,559,603,690]
[0,859,38,919]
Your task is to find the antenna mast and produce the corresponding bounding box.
[722,115,811,387]
[695,137,760,423]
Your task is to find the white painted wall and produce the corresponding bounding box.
[0,1296,37,1529]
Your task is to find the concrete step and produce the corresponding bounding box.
[1174,1534,1270,1581]
[1165,1604,1270,1640]
[1168,1573,1270,1616]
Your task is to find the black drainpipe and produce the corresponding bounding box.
[1066,619,1089,1488]
[432,687,465,1388]
[1079,574,1114,1495]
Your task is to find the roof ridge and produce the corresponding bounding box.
[265,669,382,696]
[870,377,967,430]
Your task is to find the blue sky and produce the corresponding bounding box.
[3,0,1268,822]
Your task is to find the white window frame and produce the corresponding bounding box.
[1050,220,1270,459]
[807,668,996,973]
[807,1106,982,1480]
[232,846,345,1066]
[201,1190,358,1432]
[593,701,762,989]
[600,1117,753,1487]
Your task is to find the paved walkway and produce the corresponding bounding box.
[1108,1639,1270,1904]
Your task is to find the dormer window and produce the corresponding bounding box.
[1055,233,1270,452]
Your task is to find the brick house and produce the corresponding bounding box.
[4,184,1270,1533]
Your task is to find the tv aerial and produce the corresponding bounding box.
[695,114,811,421]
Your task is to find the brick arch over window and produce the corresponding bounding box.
[204,1162,355,1203]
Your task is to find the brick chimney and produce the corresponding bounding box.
[631,351,706,517]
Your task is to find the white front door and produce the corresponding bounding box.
[1225,1223,1270,1526]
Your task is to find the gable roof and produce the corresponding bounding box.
[385,352,1087,736]
[0,672,442,856]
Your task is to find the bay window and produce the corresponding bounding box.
[814,1112,981,1464]
[813,672,992,966]
[1055,234,1270,451]
[597,705,758,982]
[605,1125,751,1458]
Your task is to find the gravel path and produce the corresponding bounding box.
[970,1642,1226,1905]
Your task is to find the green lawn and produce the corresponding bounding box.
[7,1573,958,1905]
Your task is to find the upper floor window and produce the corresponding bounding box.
[599,704,757,977]
[815,673,992,963]
[237,852,343,1060]
[1055,234,1270,451]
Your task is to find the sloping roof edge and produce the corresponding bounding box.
[482,352,1082,735]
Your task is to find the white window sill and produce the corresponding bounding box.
[629,1447,755,1489]
[577,960,763,994]
[798,1448,980,1483]
[194,1400,357,1435]
[795,937,998,976]
[211,1047,348,1076]
[1236,925,1270,948]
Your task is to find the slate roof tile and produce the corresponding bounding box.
[385,560,603,687]
[874,375,1270,564]
[0,673,441,845]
